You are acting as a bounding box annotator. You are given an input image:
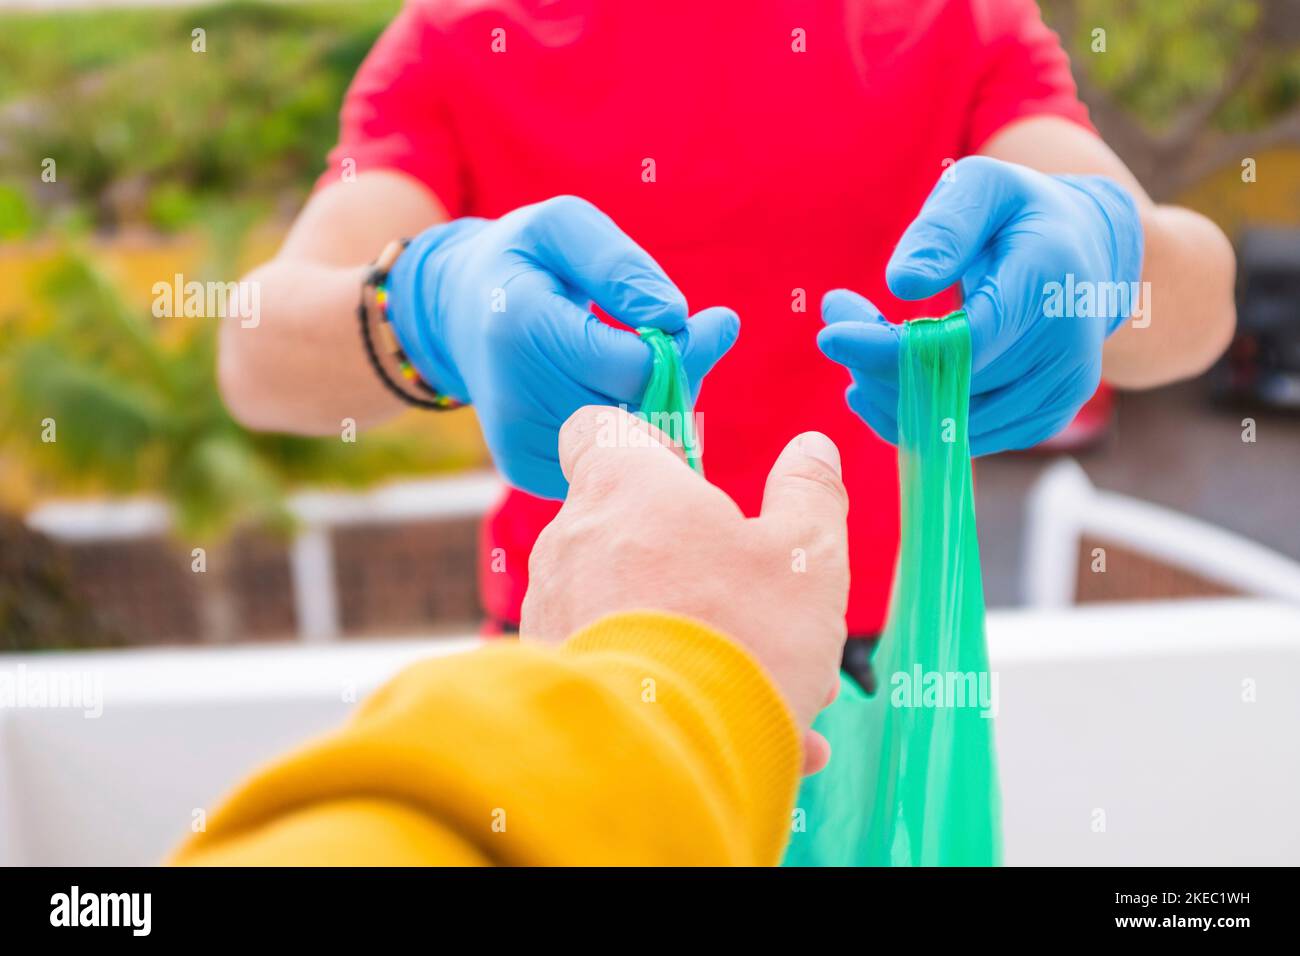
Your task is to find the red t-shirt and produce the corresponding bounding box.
[326,0,1092,634]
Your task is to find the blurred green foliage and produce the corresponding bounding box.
[1044,0,1300,131]
[0,0,400,237]
[1,0,1296,239]
[0,1,481,530]
[0,183,36,240]
[0,241,469,541]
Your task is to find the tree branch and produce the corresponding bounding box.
[1169,103,1300,195]
[1159,30,1267,151]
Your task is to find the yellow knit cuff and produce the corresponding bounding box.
[561,610,802,865]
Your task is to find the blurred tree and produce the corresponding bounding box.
[1045,0,1300,198]
[0,0,398,236]
[0,239,471,642]
[2,0,1293,226]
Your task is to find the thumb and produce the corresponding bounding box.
[885,156,1017,301]
[673,306,741,398]
[760,431,849,528]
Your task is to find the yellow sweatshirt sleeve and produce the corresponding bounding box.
[170,611,802,866]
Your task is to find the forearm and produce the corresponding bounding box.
[218,171,449,434]
[218,258,404,433]
[1101,203,1236,389]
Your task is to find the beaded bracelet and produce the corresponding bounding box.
[357,238,465,410]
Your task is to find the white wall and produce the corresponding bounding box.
[2,599,1297,866]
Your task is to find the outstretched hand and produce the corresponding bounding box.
[521,406,850,774]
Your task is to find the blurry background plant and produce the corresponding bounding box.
[0,0,1296,242]
[1044,0,1300,211]
[0,0,400,237]
[0,227,476,641]
[0,1,488,646]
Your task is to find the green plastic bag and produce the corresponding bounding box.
[783,311,1002,866]
[633,315,1000,866]
[636,327,702,472]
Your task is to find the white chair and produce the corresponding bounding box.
[1022,458,1300,607]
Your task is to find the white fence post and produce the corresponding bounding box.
[289,524,340,642]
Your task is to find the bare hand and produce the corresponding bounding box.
[521,406,850,773]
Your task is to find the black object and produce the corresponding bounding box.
[1213,228,1300,408]
[841,635,880,695]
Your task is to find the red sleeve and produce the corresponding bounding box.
[316,1,466,215]
[964,0,1095,154]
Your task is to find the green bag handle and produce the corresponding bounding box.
[636,314,1001,866]
[783,309,1002,867]
[636,327,702,472]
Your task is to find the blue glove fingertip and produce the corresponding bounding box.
[885,250,953,302]
[621,276,690,333]
[817,320,899,374]
[676,306,741,384]
[821,288,886,326]
[676,306,738,374]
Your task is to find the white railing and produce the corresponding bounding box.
[6,597,1298,865]
[26,471,506,642]
[1022,458,1300,607]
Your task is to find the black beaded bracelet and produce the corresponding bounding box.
[357,238,465,410]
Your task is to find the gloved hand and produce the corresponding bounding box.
[818,156,1144,455]
[387,195,739,498]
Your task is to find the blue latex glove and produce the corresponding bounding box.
[818,156,1143,455]
[387,196,740,498]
